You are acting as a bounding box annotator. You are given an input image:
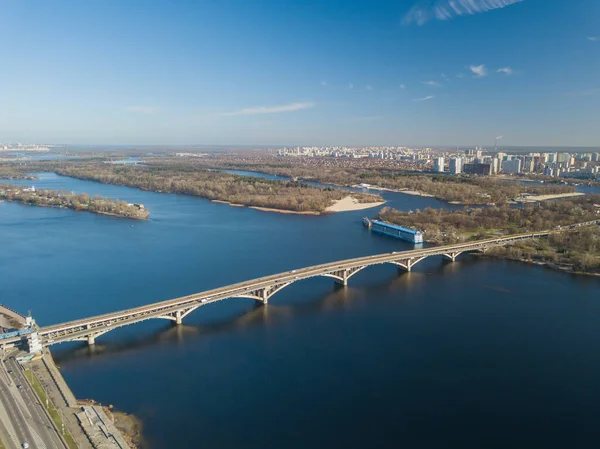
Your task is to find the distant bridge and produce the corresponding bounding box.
[0,230,574,348]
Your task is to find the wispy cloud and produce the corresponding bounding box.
[469,64,487,77]
[403,0,524,26]
[125,106,159,114]
[321,81,327,86]
[220,102,314,116]
[366,84,373,90]
[400,84,407,89]
[588,36,598,42]
[413,95,435,101]
[497,67,514,75]
[422,80,442,87]
[349,82,354,89]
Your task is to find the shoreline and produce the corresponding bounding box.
[515,192,585,202]
[211,199,320,214]
[24,348,139,448]
[2,199,149,220]
[354,184,435,197]
[478,252,600,277]
[212,196,386,215]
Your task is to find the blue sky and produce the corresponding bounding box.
[0,0,598,147]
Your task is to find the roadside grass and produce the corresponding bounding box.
[24,369,78,449]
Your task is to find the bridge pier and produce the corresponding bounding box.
[88,335,95,346]
[442,252,462,262]
[175,311,182,325]
[334,278,348,286]
[395,256,426,272]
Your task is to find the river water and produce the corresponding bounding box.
[1,173,600,448]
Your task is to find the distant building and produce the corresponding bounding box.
[433,157,445,173]
[463,163,492,175]
[523,157,535,173]
[502,159,522,174]
[449,157,462,174]
[491,158,500,174]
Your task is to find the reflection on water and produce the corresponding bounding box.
[4,173,600,449]
[54,272,429,365]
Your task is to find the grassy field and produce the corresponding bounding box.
[24,369,78,449]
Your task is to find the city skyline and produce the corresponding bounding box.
[0,0,599,146]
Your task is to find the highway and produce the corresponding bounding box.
[0,357,66,449]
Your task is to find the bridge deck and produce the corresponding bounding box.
[1,230,559,347]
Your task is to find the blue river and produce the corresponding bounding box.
[1,172,600,448]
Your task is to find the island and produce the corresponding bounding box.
[0,184,150,220]
[0,165,37,180]
[42,163,384,214]
[376,195,600,274]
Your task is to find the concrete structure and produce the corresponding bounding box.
[0,232,561,349]
[463,163,492,175]
[449,158,462,174]
[502,159,522,174]
[433,157,445,173]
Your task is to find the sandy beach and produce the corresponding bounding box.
[516,192,585,202]
[325,196,386,213]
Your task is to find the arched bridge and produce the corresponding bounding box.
[2,231,556,348]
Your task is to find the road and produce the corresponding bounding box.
[0,356,66,449]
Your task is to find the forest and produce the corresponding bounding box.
[377,195,600,274]
[0,165,37,180]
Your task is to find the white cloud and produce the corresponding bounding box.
[321,81,327,86]
[400,84,407,89]
[403,0,524,26]
[366,84,373,90]
[588,36,598,41]
[456,73,465,78]
[220,102,315,116]
[349,82,354,89]
[469,64,487,77]
[422,80,442,87]
[413,95,435,101]
[497,67,514,75]
[125,106,159,114]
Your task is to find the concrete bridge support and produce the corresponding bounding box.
[88,335,95,346]
[442,252,463,263]
[394,256,426,272]
[175,310,182,325]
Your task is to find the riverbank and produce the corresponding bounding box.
[325,196,386,212]
[26,348,139,448]
[479,251,600,277]
[0,183,150,220]
[377,196,600,275]
[47,164,384,215]
[515,192,585,202]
